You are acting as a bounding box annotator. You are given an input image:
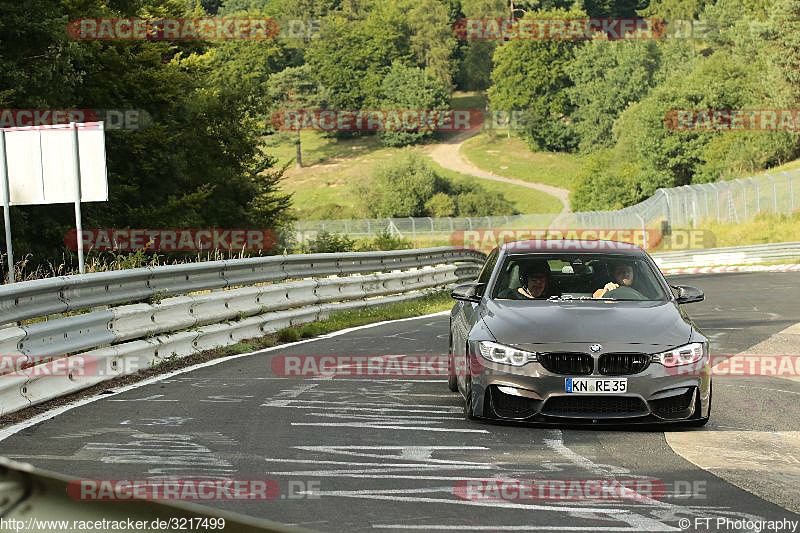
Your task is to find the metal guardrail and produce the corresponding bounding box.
[652,241,800,268]
[0,248,486,416]
[0,247,485,325]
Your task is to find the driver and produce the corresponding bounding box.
[593,260,635,299]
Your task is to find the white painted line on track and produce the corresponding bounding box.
[311,491,625,514]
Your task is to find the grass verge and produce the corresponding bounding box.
[0,291,455,427]
[430,161,563,214]
[460,131,582,191]
[696,211,800,247]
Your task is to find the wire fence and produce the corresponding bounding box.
[294,169,800,242]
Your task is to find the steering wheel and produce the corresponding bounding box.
[602,285,646,300]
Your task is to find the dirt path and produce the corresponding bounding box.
[425,130,572,220]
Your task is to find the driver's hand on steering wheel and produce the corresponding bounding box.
[592,282,619,299]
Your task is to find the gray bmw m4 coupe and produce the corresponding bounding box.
[448,239,711,426]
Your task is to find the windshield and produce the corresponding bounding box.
[492,253,668,302]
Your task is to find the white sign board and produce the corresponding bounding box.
[2,122,108,205]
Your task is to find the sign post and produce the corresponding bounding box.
[0,130,14,283]
[71,122,85,274]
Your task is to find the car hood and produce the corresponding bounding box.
[481,299,691,352]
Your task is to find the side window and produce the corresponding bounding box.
[477,248,499,285]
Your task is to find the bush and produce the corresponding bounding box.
[425,193,457,217]
[355,230,413,251]
[359,154,517,217]
[570,147,650,211]
[360,154,451,217]
[455,191,517,217]
[520,108,580,153]
[300,231,357,253]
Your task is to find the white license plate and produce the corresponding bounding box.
[565,378,627,394]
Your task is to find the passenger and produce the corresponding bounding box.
[593,260,635,299]
[516,260,556,299]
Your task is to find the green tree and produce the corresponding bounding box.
[268,65,322,167]
[455,0,507,90]
[763,0,800,107]
[488,8,586,151]
[567,40,661,152]
[377,62,451,147]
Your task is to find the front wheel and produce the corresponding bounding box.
[463,370,475,419]
[447,357,458,392]
[447,331,458,392]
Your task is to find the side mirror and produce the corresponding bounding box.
[671,285,704,304]
[451,282,485,303]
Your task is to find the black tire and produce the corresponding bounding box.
[463,368,475,419]
[447,330,458,392]
[447,363,459,392]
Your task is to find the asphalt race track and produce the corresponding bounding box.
[2,272,800,532]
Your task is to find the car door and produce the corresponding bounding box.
[454,247,498,393]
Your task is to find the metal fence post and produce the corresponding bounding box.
[661,189,672,228]
[739,180,747,220]
[786,172,795,212]
[755,180,760,213]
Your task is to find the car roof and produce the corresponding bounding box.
[500,239,645,255]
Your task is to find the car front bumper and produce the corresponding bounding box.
[468,357,712,424]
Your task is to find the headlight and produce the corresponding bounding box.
[478,341,537,366]
[651,342,705,367]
